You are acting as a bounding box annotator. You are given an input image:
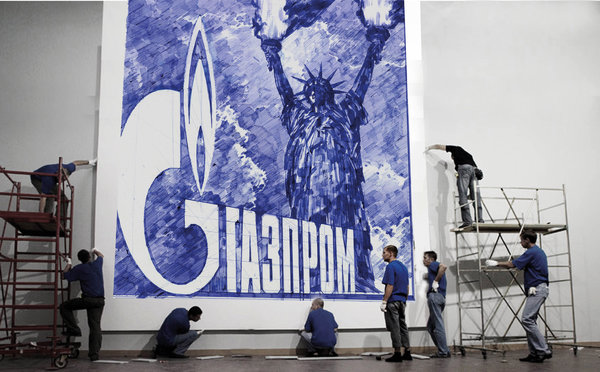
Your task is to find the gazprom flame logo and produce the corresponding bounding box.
[118,17,217,295]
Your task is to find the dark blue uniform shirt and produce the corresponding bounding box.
[512,245,549,292]
[32,163,76,193]
[382,259,409,302]
[427,261,447,297]
[157,308,190,347]
[304,308,338,348]
[64,257,104,297]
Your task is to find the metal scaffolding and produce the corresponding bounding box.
[453,185,577,358]
[0,158,78,369]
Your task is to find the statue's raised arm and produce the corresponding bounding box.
[261,39,295,106]
[349,27,390,104]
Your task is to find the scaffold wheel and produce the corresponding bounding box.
[53,355,68,369]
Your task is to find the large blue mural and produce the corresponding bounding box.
[115,0,413,300]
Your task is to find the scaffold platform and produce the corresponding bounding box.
[0,159,76,368]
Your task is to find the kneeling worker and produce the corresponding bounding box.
[155,306,203,358]
[301,298,338,357]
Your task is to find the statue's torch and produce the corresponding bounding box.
[356,0,404,63]
[253,0,289,70]
[360,0,394,28]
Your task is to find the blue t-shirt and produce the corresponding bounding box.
[382,259,409,302]
[33,163,76,193]
[427,261,447,297]
[64,257,104,297]
[304,308,338,348]
[512,245,548,292]
[157,308,191,347]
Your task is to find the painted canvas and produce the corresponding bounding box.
[115,0,413,300]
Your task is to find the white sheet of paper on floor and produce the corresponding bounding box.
[131,358,158,362]
[265,355,298,360]
[360,352,391,356]
[196,355,224,360]
[297,356,362,361]
[411,353,431,360]
[92,360,129,364]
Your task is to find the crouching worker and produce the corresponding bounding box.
[300,298,338,357]
[154,306,203,358]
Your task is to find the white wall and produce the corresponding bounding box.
[0,1,598,354]
[0,2,102,350]
[0,1,101,243]
[421,0,600,344]
[0,0,102,351]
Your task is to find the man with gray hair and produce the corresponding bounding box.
[300,298,338,357]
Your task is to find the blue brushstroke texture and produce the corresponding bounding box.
[115,0,413,299]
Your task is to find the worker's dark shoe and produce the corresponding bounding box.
[154,344,174,357]
[89,355,99,361]
[385,352,403,363]
[329,350,338,357]
[168,352,189,359]
[543,351,553,360]
[316,348,330,357]
[458,222,472,229]
[519,354,544,363]
[430,352,451,358]
[519,354,536,362]
[402,350,413,360]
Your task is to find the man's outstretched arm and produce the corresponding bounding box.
[486,259,515,269]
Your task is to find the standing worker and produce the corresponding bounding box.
[31,159,96,213]
[423,251,451,358]
[486,230,552,363]
[380,245,412,362]
[60,248,105,361]
[426,144,483,228]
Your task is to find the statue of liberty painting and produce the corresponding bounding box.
[254,0,404,291]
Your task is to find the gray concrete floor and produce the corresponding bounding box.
[1,348,599,371]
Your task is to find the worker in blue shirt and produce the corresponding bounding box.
[155,307,203,358]
[61,248,104,361]
[380,244,411,362]
[486,229,552,363]
[31,159,96,213]
[301,298,339,357]
[423,250,450,358]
